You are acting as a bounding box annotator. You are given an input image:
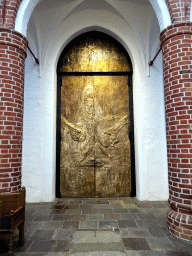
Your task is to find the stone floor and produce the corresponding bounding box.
[0,198,192,256]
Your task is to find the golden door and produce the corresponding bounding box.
[59,33,131,197]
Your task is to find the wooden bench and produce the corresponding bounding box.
[0,187,26,256]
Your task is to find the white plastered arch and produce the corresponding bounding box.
[21,0,169,202]
[15,0,171,36]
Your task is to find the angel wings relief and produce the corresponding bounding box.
[60,84,131,197]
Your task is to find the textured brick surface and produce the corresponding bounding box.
[160,23,192,241]
[0,28,27,192]
[0,0,22,29]
[166,0,191,24]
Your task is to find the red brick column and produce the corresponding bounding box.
[0,28,27,192]
[160,23,192,241]
[166,0,191,23]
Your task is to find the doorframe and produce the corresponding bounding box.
[56,35,136,198]
[56,72,136,198]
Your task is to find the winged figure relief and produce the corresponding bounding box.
[98,115,128,148]
[61,116,86,142]
[61,84,129,166]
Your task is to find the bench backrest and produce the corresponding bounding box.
[0,187,25,217]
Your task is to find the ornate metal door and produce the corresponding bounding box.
[57,32,132,198]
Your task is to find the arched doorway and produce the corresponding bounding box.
[56,31,135,198]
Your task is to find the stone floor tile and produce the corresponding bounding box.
[80,204,94,210]
[69,214,86,221]
[136,219,157,228]
[50,204,66,209]
[41,221,63,230]
[137,214,157,220]
[136,202,153,208]
[52,229,73,240]
[68,252,126,256]
[33,209,52,215]
[51,240,71,252]
[51,214,69,221]
[69,242,125,253]
[150,203,168,208]
[30,230,54,240]
[82,199,97,204]
[26,221,45,231]
[97,209,113,214]
[72,230,122,243]
[62,221,79,229]
[147,223,169,237]
[64,205,80,209]
[25,215,35,221]
[97,200,109,204]
[46,253,69,256]
[146,237,175,250]
[69,200,82,204]
[93,204,111,209]
[144,208,166,214]
[28,240,56,252]
[120,228,152,238]
[128,208,146,214]
[99,220,119,229]
[82,208,97,214]
[123,238,151,250]
[168,235,192,252]
[123,204,138,209]
[65,209,82,215]
[164,251,191,256]
[121,214,139,220]
[50,209,66,215]
[55,199,69,205]
[33,215,53,221]
[79,221,97,229]
[86,214,104,221]
[118,220,137,228]
[125,250,164,255]
[26,209,36,215]
[113,209,129,214]
[104,214,121,220]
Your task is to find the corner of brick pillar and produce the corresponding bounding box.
[160,22,192,241]
[0,27,28,193]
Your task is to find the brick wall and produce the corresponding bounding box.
[0,28,27,192]
[166,0,191,23]
[160,23,192,241]
[0,0,22,29]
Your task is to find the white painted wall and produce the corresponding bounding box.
[20,0,168,202]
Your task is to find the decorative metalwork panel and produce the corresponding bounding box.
[60,33,131,198]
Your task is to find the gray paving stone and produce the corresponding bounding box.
[69,252,126,256]
[79,221,98,229]
[121,214,139,220]
[69,242,125,253]
[72,230,122,243]
[28,240,56,252]
[120,228,152,238]
[99,221,119,229]
[118,220,137,228]
[30,230,54,240]
[146,237,175,250]
[41,221,63,230]
[52,229,73,240]
[62,221,79,229]
[86,214,104,221]
[93,205,111,209]
[123,238,150,250]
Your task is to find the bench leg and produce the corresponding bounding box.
[7,231,13,256]
[18,222,24,247]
